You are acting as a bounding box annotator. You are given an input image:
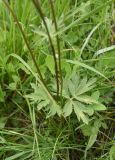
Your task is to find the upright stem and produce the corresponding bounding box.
[49,0,63,97]
[3,0,53,99]
[32,0,59,98]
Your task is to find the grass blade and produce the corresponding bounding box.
[66,59,109,81]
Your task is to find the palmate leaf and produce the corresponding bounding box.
[27,83,62,117]
[76,78,96,95]
[91,91,100,100]
[63,73,106,124]
[37,100,50,111]
[64,74,96,97]
[10,54,62,117]
[75,95,98,104]
[63,99,91,124]
[75,77,96,96]
[27,83,48,102]
[46,103,62,118]
[91,104,106,111]
[68,80,76,96]
[63,100,73,117]
[73,101,89,124]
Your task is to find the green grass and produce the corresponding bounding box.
[0,0,115,160]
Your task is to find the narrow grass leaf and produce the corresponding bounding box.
[80,23,101,57]
[5,151,29,160]
[66,60,109,80]
[94,45,115,58]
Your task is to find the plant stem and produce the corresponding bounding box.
[49,0,63,98]
[32,0,59,98]
[3,0,53,99]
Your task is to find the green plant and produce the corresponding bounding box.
[0,0,115,159]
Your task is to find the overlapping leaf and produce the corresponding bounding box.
[63,74,106,123]
[27,83,62,117]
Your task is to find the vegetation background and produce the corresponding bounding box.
[0,0,115,159]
